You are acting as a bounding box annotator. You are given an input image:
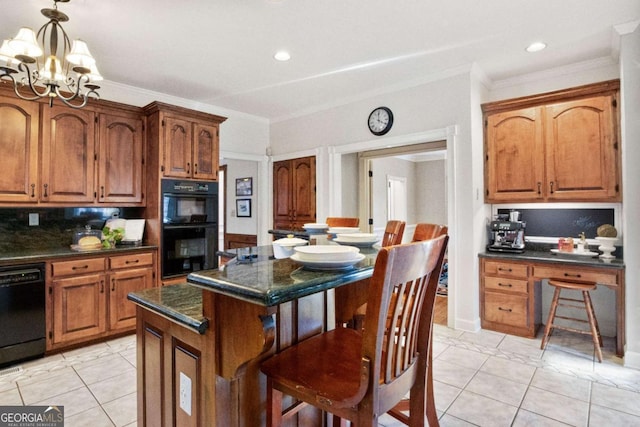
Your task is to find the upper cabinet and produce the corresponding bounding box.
[144,102,226,182]
[483,80,621,203]
[0,88,147,206]
[0,96,40,203]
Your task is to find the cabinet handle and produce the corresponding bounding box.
[194,163,198,174]
[550,181,554,194]
[187,162,191,174]
[564,273,582,279]
[497,267,512,272]
[537,182,541,195]
[100,186,105,198]
[111,278,116,292]
[100,280,105,293]
[498,282,513,288]
[43,183,48,197]
[125,259,140,265]
[498,307,513,312]
[72,265,89,270]
[31,184,36,198]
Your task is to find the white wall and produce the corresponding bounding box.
[222,159,259,235]
[370,157,416,228]
[416,160,448,226]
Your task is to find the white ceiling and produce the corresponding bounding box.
[2,0,639,121]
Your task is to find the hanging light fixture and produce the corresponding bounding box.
[0,0,102,109]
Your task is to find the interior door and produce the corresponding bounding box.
[387,175,407,222]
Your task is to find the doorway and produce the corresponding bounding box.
[387,175,407,222]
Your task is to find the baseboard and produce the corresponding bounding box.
[623,349,640,370]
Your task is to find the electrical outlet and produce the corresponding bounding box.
[28,213,39,226]
[179,372,192,416]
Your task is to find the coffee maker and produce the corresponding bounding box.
[487,212,526,253]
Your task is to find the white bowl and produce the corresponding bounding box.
[293,245,360,262]
[335,233,378,242]
[327,227,360,235]
[303,223,329,231]
[272,236,308,259]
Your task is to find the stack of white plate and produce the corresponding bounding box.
[291,245,364,270]
[333,233,380,248]
[327,227,360,235]
[303,223,329,234]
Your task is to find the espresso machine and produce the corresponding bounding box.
[487,212,526,253]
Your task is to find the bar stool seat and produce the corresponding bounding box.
[540,279,603,362]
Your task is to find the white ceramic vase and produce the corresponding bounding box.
[595,236,617,259]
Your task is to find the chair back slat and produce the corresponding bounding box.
[381,220,406,246]
[412,223,448,242]
[326,217,360,227]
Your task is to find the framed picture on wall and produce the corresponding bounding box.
[236,199,252,217]
[236,177,253,196]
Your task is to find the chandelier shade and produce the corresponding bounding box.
[0,0,102,108]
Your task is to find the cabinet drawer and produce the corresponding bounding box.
[533,265,618,286]
[109,252,154,270]
[51,257,106,277]
[483,260,529,279]
[484,276,528,294]
[484,292,528,328]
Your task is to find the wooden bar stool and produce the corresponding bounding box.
[540,279,603,362]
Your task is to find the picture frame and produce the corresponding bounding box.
[236,199,252,217]
[235,177,253,196]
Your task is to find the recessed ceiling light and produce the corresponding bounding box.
[274,51,291,61]
[526,42,547,53]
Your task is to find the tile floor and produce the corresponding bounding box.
[1,326,640,426]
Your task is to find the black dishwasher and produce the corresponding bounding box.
[0,263,46,368]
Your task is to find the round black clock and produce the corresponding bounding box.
[368,106,394,136]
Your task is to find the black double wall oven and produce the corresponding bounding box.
[161,179,218,279]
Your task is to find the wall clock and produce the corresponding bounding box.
[368,106,394,136]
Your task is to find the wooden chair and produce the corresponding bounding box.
[412,223,448,242]
[381,220,405,246]
[326,217,360,227]
[260,235,448,427]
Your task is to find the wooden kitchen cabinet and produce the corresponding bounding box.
[480,258,541,337]
[483,80,621,203]
[144,102,226,181]
[47,250,156,351]
[0,96,40,203]
[97,111,145,204]
[273,156,317,230]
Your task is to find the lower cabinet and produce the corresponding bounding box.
[47,250,156,351]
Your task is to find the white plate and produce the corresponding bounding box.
[335,232,378,242]
[303,223,328,230]
[550,249,599,257]
[290,253,365,270]
[328,227,360,234]
[333,238,379,248]
[293,245,360,261]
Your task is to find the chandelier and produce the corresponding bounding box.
[0,0,101,109]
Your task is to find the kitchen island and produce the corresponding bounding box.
[128,245,378,426]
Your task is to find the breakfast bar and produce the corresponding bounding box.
[128,245,378,426]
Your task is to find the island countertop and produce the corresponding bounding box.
[187,245,378,306]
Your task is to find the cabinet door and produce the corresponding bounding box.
[545,95,620,201]
[291,156,316,226]
[192,123,218,180]
[41,106,96,203]
[51,273,107,344]
[98,112,144,203]
[109,266,154,331]
[0,97,40,203]
[273,160,293,228]
[163,116,192,178]
[485,107,544,202]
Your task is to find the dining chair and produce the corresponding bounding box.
[381,220,406,246]
[260,235,448,427]
[326,217,360,227]
[412,223,448,242]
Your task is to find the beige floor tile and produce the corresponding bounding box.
[480,355,537,384]
[521,386,589,426]
[87,370,137,404]
[102,391,137,427]
[32,386,100,418]
[458,329,506,348]
[19,369,85,405]
[437,346,489,371]
[591,382,640,417]
[437,413,477,426]
[512,409,573,426]
[65,406,116,427]
[530,368,592,401]
[433,359,478,389]
[447,390,518,426]
[498,334,545,359]
[589,403,640,425]
[465,371,528,407]
[0,386,23,405]
[74,354,135,385]
[433,380,462,412]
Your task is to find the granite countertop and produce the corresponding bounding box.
[479,246,625,269]
[0,244,158,266]
[128,284,208,334]
[189,244,379,306]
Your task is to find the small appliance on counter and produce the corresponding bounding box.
[487,212,526,253]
